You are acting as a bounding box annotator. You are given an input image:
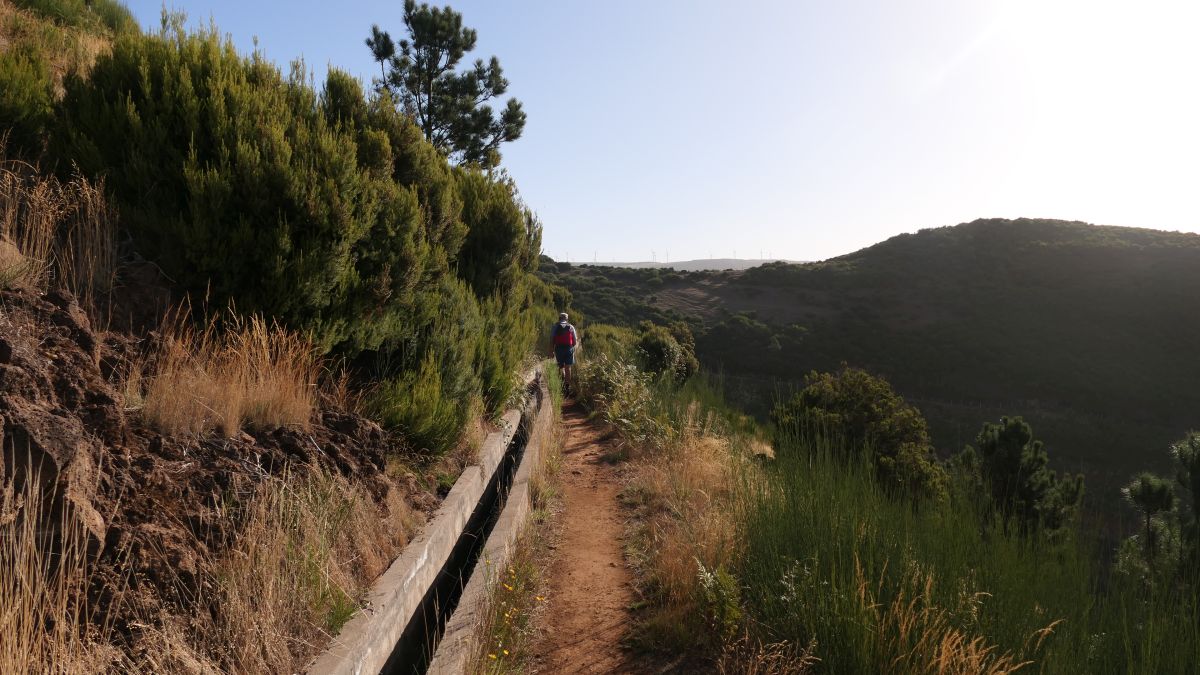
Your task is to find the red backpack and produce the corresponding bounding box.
[553,323,577,347]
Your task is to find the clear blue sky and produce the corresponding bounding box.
[122,0,1200,263]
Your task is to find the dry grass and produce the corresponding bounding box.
[133,467,418,673]
[204,469,411,671]
[628,405,744,607]
[319,361,371,416]
[718,633,819,675]
[0,452,125,672]
[129,311,320,437]
[620,402,775,659]
[0,0,112,96]
[856,559,1049,675]
[0,145,118,316]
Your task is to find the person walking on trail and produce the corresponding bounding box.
[550,312,579,393]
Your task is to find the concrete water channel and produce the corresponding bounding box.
[308,368,552,675]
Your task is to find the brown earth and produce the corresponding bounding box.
[0,286,439,658]
[652,277,840,326]
[529,401,640,674]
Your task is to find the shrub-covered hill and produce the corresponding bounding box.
[542,218,1200,506]
[0,1,568,668]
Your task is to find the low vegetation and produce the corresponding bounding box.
[543,218,1200,512]
[573,322,1199,673]
[136,467,417,673]
[0,143,116,316]
[0,460,121,673]
[129,311,320,437]
[469,365,563,673]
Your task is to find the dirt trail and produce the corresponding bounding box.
[530,400,638,674]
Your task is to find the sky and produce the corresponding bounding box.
[121,0,1200,263]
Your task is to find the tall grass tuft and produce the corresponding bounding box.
[0,453,124,672]
[0,147,117,316]
[131,310,319,437]
[134,466,417,673]
[740,426,1200,673]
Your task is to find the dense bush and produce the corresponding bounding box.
[0,46,54,155]
[635,320,698,382]
[771,366,947,502]
[12,0,137,35]
[455,170,540,298]
[56,29,447,352]
[52,21,554,451]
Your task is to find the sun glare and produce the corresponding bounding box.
[989,0,1200,226]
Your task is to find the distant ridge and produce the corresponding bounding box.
[539,218,1200,510]
[584,258,802,272]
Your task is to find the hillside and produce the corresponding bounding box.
[589,258,802,271]
[541,218,1200,507]
[0,1,560,669]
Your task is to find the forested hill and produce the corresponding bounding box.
[540,218,1200,505]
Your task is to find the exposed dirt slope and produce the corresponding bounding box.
[0,287,437,654]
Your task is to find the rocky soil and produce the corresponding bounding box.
[0,286,437,649]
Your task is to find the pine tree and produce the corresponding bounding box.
[1170,432,1200,568]
[1123,472,1176,566]
[367,1,526,168]
[968,416,1084,536]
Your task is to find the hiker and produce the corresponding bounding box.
[550,312,579,393]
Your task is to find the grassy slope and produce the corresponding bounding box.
[539,218,1200,510]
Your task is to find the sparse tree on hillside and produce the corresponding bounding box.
[366,1,526,168]
[1123,472,1176,566]
[965,416,1084,537]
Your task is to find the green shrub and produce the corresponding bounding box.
[455,170,536,298]
[0,50,54,154]
[369,351,476,453]
[740,424,1200,674]
[635,320,698,382]
[575,353,668,450]
[957,416,1085,537]
[771,366,947,503]
[53,21,554,453]
[13,0,137,35]
[55,29,457,354]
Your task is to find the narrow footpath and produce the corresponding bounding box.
[530,400,638,674]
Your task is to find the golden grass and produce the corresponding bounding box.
[0,146,117,315]
[133,467,418,673]
[718,633,819,675]
[0,452,125,672]
[319,361,371,416]
[206,469,409,671]
[130,311,320,437]
[628,405,744,608]
[855,558,1050,675]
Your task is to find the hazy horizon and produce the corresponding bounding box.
[121,0,1200,262]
